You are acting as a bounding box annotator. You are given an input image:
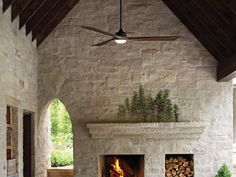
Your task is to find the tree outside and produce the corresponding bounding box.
[50,99,73,167]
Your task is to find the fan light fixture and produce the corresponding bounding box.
[81,0,179,46]
[115,39,127,44]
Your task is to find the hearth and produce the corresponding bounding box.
[99,155,144,177]
[165,154,194,177]
[87,123,207,176]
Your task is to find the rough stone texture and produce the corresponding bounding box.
[87,122,207,139]
[7,173,19,177]
[233,88,236,144]
[0,1,38,177]
[37,0,233,177]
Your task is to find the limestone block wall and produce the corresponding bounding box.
[38,0,233,177]
[0,2,39,177]
[233,88,236,144]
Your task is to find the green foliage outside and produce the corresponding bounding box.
[118,86,179,122]
[215,163,231,177]
[51,150,73,167]
[50,99,73,167]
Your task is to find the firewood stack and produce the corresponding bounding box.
[165,156,194,177]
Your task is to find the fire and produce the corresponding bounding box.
[110,158,124,177]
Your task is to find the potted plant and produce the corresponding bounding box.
[215,163,231,177]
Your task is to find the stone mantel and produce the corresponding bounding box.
[86,122,208,140]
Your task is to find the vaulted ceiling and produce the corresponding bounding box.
[2,0,79,46]
[162,0,236,81]
[2,0,236,81]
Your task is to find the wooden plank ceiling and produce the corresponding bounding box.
[2,0,236,81]
[2,0,79,46]
[162,0,236,81]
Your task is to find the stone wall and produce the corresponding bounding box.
[233,88,236,144]
[38,0,233,176]
[0,2,38,177]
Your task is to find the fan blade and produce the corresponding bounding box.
[92,38,115,46]
[81,26,116,37]
[128,36,180,41]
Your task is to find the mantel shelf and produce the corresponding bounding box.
[86,122,209,140]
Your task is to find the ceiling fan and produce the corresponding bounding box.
[81,0,180,46]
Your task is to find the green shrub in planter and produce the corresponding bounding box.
[118,85,179,122]
[51,150,73,167]
[216,163,231,177]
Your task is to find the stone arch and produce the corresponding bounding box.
[49,98,73,166]
[36,98,74,177]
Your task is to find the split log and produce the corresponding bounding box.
[165,156,194,177]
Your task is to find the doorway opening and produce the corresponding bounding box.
[49,99,73,169]
[23,111,35,177]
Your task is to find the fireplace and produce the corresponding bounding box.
[87,123,207,176]
[99,155,144,177]
[165,154,194,177]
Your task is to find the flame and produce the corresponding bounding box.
[110,158,124,177]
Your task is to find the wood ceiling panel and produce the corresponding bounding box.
[2,0,16,12]
[19,0,47,28]
[163,0,227,62]
[217,54,236,81]
[3,0,79,45]
[2,0,236,80]
[11,0,32,21]
[183,0,234,57]
[163,0,236,81]
[31,0,65,40]
[36,0,79,46]
[25,0,60,35]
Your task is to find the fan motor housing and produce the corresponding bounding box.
[116,29,127,37]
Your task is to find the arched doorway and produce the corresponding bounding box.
[47,99,74,177]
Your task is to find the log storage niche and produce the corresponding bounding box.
[165,154,194,177]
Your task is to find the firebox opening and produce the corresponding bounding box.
[99,155,144,177]
[165,154,194,177]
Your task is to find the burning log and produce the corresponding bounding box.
[165,156,194,177]
[110,158,124,177]
[110,158,135,177]
[110,169,123,177]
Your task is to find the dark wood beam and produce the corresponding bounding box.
[205,0,234,26]
[200,0,236,45]
[178,0,234,57]
[36,0,79,46]
[217,55,236,81]
[2,0,16,12]
[11,0,32,21]
[32,0,68,40]
[163,0,228,63]
[228,0,236,14]
[189,0,235,54]
[163,0,236,81]
[19,0,47,29]
[25,0,61,35]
